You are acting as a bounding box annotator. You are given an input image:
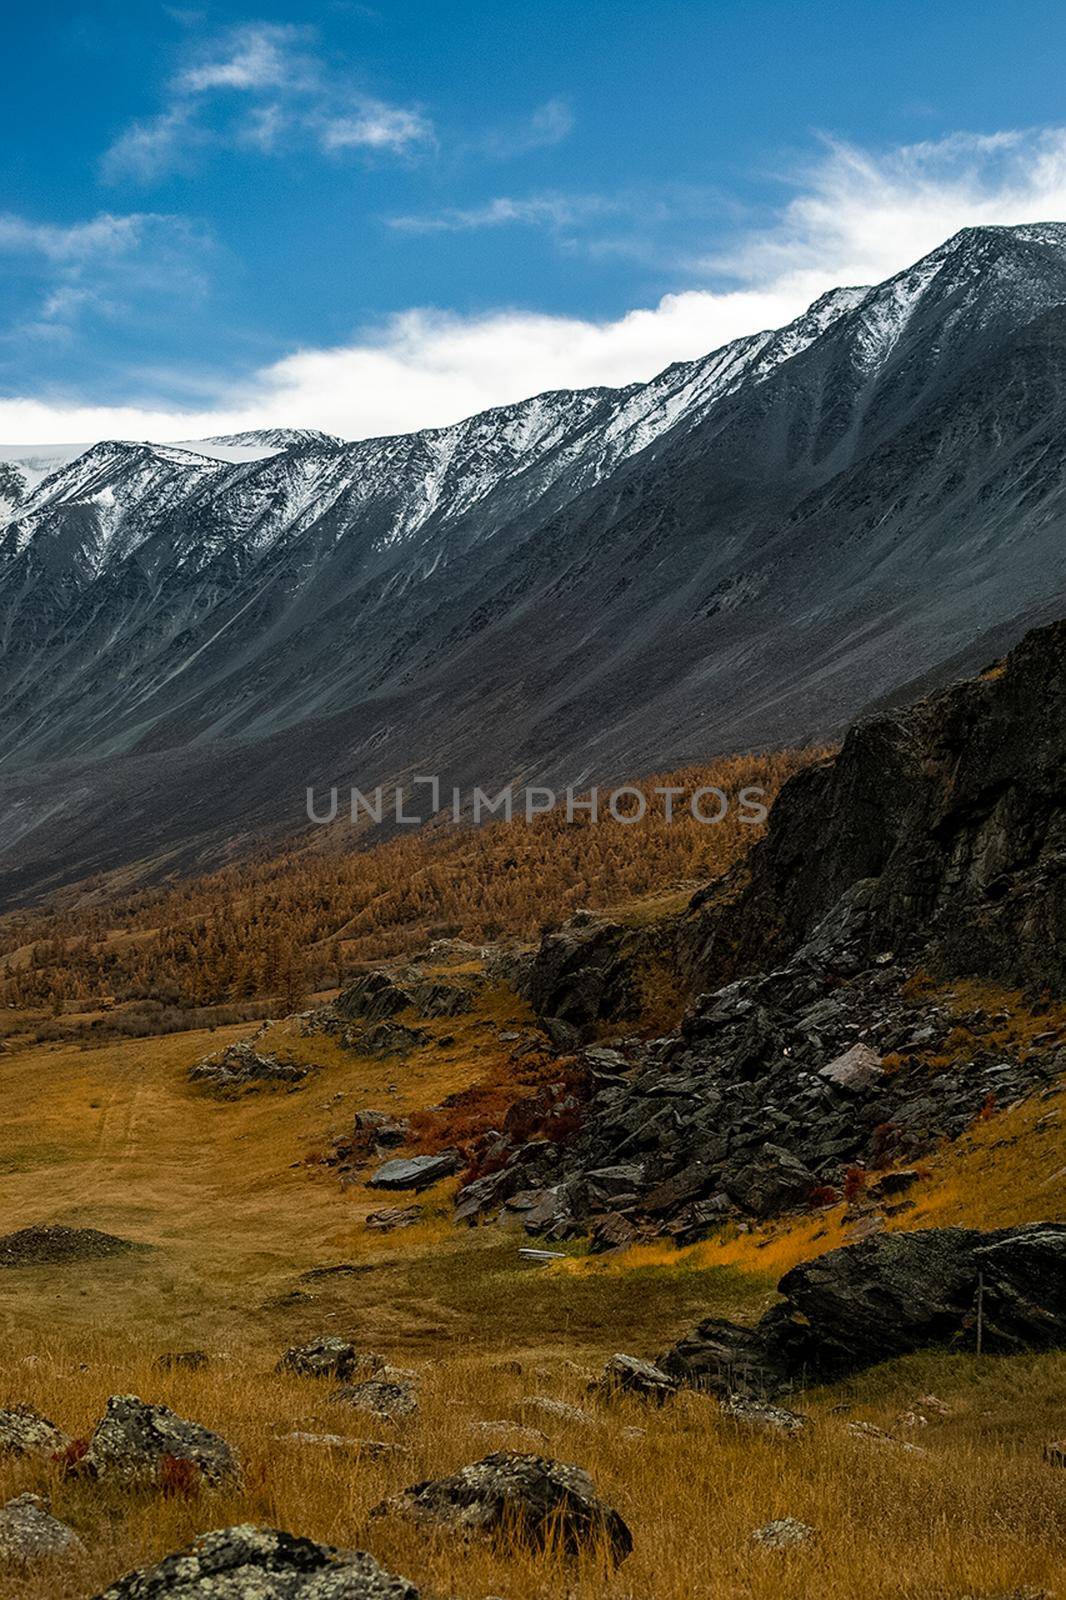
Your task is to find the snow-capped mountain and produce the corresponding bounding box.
[2,223,1066,898]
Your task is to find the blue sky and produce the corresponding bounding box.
[5,0,1066,441]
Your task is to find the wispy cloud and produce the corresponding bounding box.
[0,209,210,338]
[10,126,1066,442]
[102,19,432,182]
[319,100,434,154]
[387,193,617,234]
[478,97,574,160]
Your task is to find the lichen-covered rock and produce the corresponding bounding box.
[0,1404,71,1458]
[751,1517,815,1548]
[591,1354,677,1404]
[380,1451,632,1562]
[84,1395,237,1485]
[329,1380,417,1420]
[92,1525,419,1598]
[277,1338,363,1381]
[0,1494,82,1564]
[719,1394,809,1437]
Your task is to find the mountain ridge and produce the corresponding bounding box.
[2,223,1066,901]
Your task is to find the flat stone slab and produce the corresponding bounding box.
[368,1152,462,1191]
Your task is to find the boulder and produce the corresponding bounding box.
[761,1224,1066,1378]
[368,1152,462,1191]
[92,1525,418,1599]
[84,1395,237,1485]
[349,1022,429,1058]
[0,1494,82,1564]
[591,1354,677,1405]
[719,1394,809,1437]
[379,1451,632,1562]
[663,1224,1066,1389]
[658,1316,784,1395]
[365,1206,422,1232]
[277,1338,365,1381]
[328,1380,417,1420]
[0,1404,71,1458]
[333,971,413,1023]
[818,1043,884,1093]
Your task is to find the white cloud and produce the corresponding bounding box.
[9,127,1066,445]
[102,19,431,180]
[0,212,151,262]
[176,22,311,94]
[319,100,433,154]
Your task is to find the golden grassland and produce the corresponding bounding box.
[0,960,1064,1594]
[0,1336,1064,1600]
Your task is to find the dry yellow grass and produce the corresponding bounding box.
[0,968,1064,1596]
[0,1336,1063,1600]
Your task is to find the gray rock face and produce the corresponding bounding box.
[723,1145,817,1219]
[92,1525,419,1599]
[380,1451,632,1562]
[368,1152,462,1191]
[662,1223,1066,1389]
[277,1338,364,1381]
[365,1206,421,1232]
[0,1494,82,1564]
[0,1404,71,1458]
[84,1395,237,1484]
[658,1318,786,1397]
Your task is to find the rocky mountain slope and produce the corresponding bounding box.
[450,618,1066,1244]
[4,224,1066,898]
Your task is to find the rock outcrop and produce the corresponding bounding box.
[368,1152,463,1191]
[378,1450,632,1562]
[684,617,1066,999]
[660,1223,1066,1390]
[188,1042,313,1096]
[93,1525,419,1599]
[480,622,1066,1242]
